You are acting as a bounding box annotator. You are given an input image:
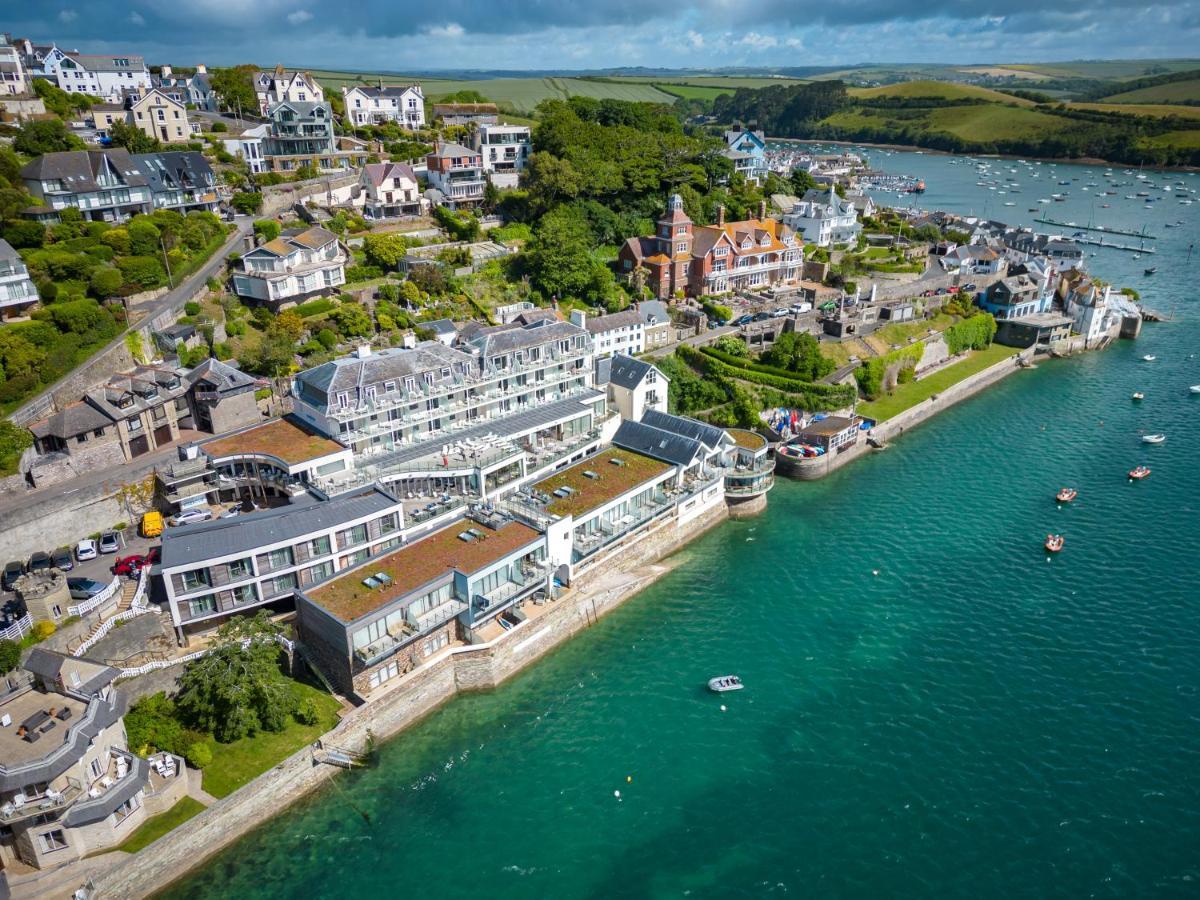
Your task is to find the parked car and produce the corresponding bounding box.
[67,577,108,601]
[51,547,74,572]
[752,311,771,322]
[2,561,24,591]
[789,302,813,315]
[734,314,754,326]
[98,531,121,554]
[141,511,164,538]
[28,551,53,575]
[772,308,789,318]
[962,282,977,292]
[1,598,26,627]
[112,554,149,577]
[169,509,213,527]
[75,539,98,562]
[218,506,244,519]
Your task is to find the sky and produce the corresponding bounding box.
[10,1,1200,71]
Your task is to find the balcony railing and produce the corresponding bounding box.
[0,778,83,825]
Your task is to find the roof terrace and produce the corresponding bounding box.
[531,448,671,519]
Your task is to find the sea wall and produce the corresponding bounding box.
[775,440,871,481]
[83,504,727,900]
[871,348,1032,444]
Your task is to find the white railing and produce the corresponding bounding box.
[0,613,32,642]
[67,577,122,618]
[118,632,295,678]
[73,569,156,658]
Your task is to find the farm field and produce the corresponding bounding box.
[1068,101,1200,120]
[819,103,1078,145]
[602,75,809,89]
[1003,59,1200,80]
[1101,77,1200,104]
[310,71,677,112]
[849,80,1037,107]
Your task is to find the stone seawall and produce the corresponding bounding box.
[870,349,1032,445]
[84,504,727,900]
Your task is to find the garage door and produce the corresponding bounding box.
[128,434,150,458]
[154,424,172,447]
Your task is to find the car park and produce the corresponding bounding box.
[75,539,98,562]
[67,577,108,601]
[28,551,52,575]
[98,531,121,554]
[51,547,74,572]
[2,561,24,591]
[169,509,213,527]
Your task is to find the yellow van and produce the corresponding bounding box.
[141,511,164,538]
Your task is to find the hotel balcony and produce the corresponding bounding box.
[723,458,776,497]
[0,778,83,825]
[572,497,673,561]
[353,599,468,668]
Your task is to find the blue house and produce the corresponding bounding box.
[722,129,768,183]
[977,267,1052,320]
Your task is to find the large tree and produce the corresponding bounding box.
[174,612,293,742]
[13,119,85,156]
[108,121,162,154]
[523,205,596,301]
[210,64,259,116]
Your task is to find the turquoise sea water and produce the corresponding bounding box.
[164,152,1200,899]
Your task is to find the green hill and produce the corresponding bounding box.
[1101,77,1200,103]
[849,80,1037,107]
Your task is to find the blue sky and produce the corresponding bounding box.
[13,1,1200,70]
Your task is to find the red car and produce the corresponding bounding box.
[112,547,159,577]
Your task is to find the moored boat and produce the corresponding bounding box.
[1129,465,1151,480]
[708,675,744,693]
[1044,534,1064,553]
[1055,488,1077,503]
[1190,385,1200,394]
[1142,354,1156,361]
[1132,392,1144,400]
[1141,433,1166,444]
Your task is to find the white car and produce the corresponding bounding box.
[170,509,213,527]
[75,539,98,562]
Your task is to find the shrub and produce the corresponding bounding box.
[88,266,123,298]
[31,621,56,641]
[0,639,20,674]
[185,742,213,769]
[293,697,320,726]
[345,264,383,284]
[231,192,263,215]
[210,121,227,133]
[293,297,334,318]
[253,219,281,242]
[316,328,337,350]
[117,255,166,288]
[184,301,201,316]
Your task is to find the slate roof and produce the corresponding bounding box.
[159,486,402,569]
[20,149,149,192]
[23,648,119,697]
[297,343,475,398]
[433,103,499,115]
[583,309,642,334]
[612,419,704,467]
[132,151,214,193]
[0,238,24,264]
[185,357,262,394]
[607,354,657,390]
[466,320,587,358]
[66,52,146,72]
[639,300,670,326]
[349,84,422,98]
[429,141,477,158]
[247,226,337,258]
[362,161,418,187]
[29,401,114,440]
[0,689,126,792]
[620,235,659,265]
[63,754,149,827]
[641,408,727,451]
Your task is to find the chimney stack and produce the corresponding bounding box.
[758,199,767,221]
[161,65,172,79]
[716,205,725,227]
[195,64,207,75]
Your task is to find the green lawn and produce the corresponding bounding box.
[201,680,342,799]
[859,342,1018,422]
[115,797,206,854]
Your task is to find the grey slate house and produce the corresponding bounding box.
[0,650,186,870]
[20,149,153,223]
[0,237,39,320]
[133,150,219,214]
[184,357,264,435]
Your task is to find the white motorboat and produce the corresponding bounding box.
[1142,355,1156,361]
[708,675,744,693]
[1141,433,1166,444]
[1190,385,1200,394]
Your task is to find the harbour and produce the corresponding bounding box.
[153,149,1200,900]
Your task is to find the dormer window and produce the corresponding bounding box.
[404,376,416,393]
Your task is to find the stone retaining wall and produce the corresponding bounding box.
[85,504,727,900]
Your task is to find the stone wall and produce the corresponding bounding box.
[262,173,360,218]
[87,504,727,900]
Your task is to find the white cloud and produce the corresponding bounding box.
[686,29,705,48]
[130,11,145,25]
[737,31,778,49]
[58,9,78,23]
[287,9,313,24]
[425,22,465,38]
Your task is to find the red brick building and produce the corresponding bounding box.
[617,194,802,298]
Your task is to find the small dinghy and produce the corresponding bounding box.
[1142,433,1166,444]
[1044,534,1064,553]
[1190,385,1200,394]
[1056,488,1077,503]
[1142,354,1156,362]
[1129,465,1151,480]
[1132,392,1144,401]
[708,675,744,693]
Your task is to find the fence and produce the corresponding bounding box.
[0,613,32,642]
[116,632,295,679]
[67,576,122,618]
